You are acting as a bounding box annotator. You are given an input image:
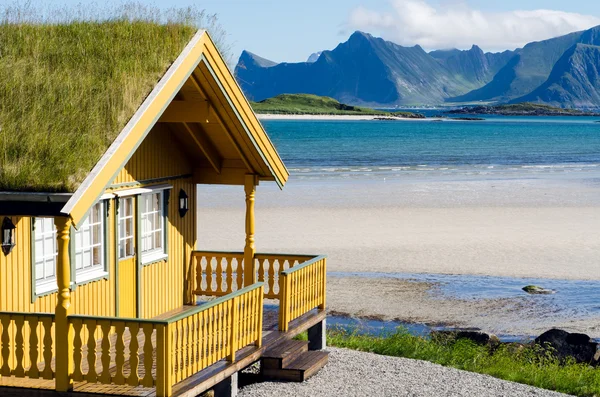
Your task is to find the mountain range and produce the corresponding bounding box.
[234,26,600,108]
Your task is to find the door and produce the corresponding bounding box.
[116,196,137,318]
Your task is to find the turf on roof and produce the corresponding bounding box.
[0,21,198,193]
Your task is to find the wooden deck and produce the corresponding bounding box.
[0,305,326,397]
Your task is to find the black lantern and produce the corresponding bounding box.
[1,217,16,255]
[179,189,189,218]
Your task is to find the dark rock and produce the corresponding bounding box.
[453,117,484,121]
[535,328,599,365]
[431,330,500,346]
[522,285,555,294]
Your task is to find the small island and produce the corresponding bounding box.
[448,102,600,116]
[250,93,424,119]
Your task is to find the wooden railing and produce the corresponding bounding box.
[69,315,161,388]
[255,253,313,299]
[192,250,313,299]
[67,282,264,397]
[0,312,55,380]
[192,251,245,296]
[278,256,327,331]
[166,282,263,390]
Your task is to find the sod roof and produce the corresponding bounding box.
[0,21,198,193]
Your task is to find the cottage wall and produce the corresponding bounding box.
[0,123,197,319]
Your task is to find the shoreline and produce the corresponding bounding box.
[257,113,428,121]
[326,275,600,339]
[197,170,600,340]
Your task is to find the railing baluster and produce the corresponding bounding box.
[216,257,224,294]
[85,321,98,383]
[127,322,140,386]
[26,316,40,379]
[206,256,214,294]
[142,324,154,387]
[195,255,202,293]
[201,311,208,369]
[41,317,53,379]
[113,322,126,385]
[176,319,183,383]
[257,258,265,282]
[267,260,276,297]
[191,315,198,374]
[71,319,83,381]
[226,257,233,294]
[13,316,25,377]
[99,321,112,383]
[236,258,244,290]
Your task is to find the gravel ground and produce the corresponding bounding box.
[238,348,571,397]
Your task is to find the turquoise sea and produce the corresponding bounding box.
[261,116,600,179]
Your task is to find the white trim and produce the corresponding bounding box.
[75,268,109,285]
[113,184,172,197]
[60,30,207,217]
[100,193,115,200]
[141,252,168,266]
[35,280,58,296]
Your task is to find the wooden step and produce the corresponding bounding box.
[261,339,309,370]
[262,351,329,382]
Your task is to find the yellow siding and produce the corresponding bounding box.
[1,123,196,319]
[112,123,191,186]
[0,215,115,317]
[113,124,196,319]
[140,178,196,318]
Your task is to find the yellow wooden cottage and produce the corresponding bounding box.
[0,24,327,397]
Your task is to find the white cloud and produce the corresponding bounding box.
[347,0,600,51]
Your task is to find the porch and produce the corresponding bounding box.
[0,252,327,397]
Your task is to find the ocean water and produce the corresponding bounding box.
[261,117,600,179]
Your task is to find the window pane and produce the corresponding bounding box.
[125,218,132,237]
[154,231,161,249]
[93,246,101,266]
[35,239,43,258]
[45,260,55,277]
[35,263,44,280]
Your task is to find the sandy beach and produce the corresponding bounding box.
[197,170,600,337]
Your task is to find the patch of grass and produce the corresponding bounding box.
[328,328,600,396]
[294,331,308,341]
[250,93,422,118]
[0,3,227,193]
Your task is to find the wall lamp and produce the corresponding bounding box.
[179,189,189,218]
[1,217,16,255]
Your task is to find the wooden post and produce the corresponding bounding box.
[54,216,73,391]
[243,175,257,287]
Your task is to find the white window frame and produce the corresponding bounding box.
[118,197,135,259]
[140,189,168,265]
[74,201,108,284]
[33,217,58,296]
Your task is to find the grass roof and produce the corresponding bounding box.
[0,18,199,192]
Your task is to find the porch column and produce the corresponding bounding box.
[54,216,73,391]
[243,174,258,287]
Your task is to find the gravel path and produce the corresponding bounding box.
[239,348,571,397]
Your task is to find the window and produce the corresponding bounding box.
[74,202,107,282]
[140,191,167,264]
[33,217,58,295]
[118,197,135,259]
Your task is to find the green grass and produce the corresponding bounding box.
[329,328,600,396]
[0,4,227,193]
[494,102,585,113]
[250,93,422,118]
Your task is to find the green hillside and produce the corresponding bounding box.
[250,94,423,118]
[449,102,598,116]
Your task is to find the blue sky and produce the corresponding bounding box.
[8,0,600,64]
